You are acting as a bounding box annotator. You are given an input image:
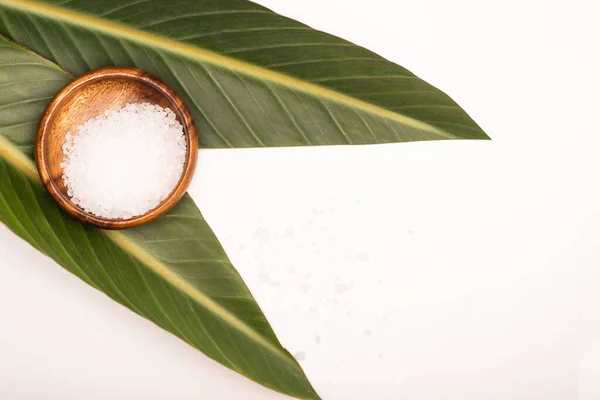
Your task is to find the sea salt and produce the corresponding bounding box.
[61,102,187,220]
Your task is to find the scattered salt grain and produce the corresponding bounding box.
[61,102,187,220]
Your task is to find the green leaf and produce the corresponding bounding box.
[0,0,488,149]
[0,36,320,400]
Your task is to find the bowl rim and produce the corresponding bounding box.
[36,66,198,230]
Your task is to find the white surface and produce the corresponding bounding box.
[1,0,600,399]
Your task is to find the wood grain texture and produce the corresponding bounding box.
[36,66,198,230]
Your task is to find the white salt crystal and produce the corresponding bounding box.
[61,102,187,220]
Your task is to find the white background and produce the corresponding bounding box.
[1,0,600,399]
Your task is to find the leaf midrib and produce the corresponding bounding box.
[0,133,294,367]
[0,0,455,140]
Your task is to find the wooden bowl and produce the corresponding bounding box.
[36,67,198,230]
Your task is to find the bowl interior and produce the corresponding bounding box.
[38,68,197,229]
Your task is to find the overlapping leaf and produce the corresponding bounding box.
[0,0,488,149]
[0,36,319,399]
[0,1,490,397]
